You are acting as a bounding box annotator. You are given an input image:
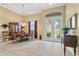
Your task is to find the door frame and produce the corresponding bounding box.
[44,15,63,42]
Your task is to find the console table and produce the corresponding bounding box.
[64,35,77,56]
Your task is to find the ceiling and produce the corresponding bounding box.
[0,3,65,16]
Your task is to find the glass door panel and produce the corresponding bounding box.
[53,20,61,38]
[45,16,62,42]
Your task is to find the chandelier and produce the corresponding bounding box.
[20,4,26,26]
[22,4,24,16]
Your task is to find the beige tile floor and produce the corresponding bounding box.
[0,40,73,56]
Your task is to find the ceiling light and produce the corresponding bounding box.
[48,3,53,5]
[48,3,54,6]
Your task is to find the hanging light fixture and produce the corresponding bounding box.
[20,4,26,26]
[22,4,24,16]
[48,3,54,6]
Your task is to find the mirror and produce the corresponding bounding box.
[70,14,77,29]
[67,13,77,29]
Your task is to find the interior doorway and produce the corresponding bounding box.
[28,20,37,39]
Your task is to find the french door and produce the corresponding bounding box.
[45,16,62,42]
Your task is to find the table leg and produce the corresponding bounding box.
[64,46,66,56]
[74,47,76,56]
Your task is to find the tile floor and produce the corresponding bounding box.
[0,40,73,56]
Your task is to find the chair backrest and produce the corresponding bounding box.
[2,31,10,36]
[2,31,9,36]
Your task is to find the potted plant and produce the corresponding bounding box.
[1,24,9,31]
[47,32,51,37]
[1,24,8,29]
[62,26,70,35]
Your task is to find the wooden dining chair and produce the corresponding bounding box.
[2,31,12,42]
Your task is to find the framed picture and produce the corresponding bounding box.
[70,14,77,29]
